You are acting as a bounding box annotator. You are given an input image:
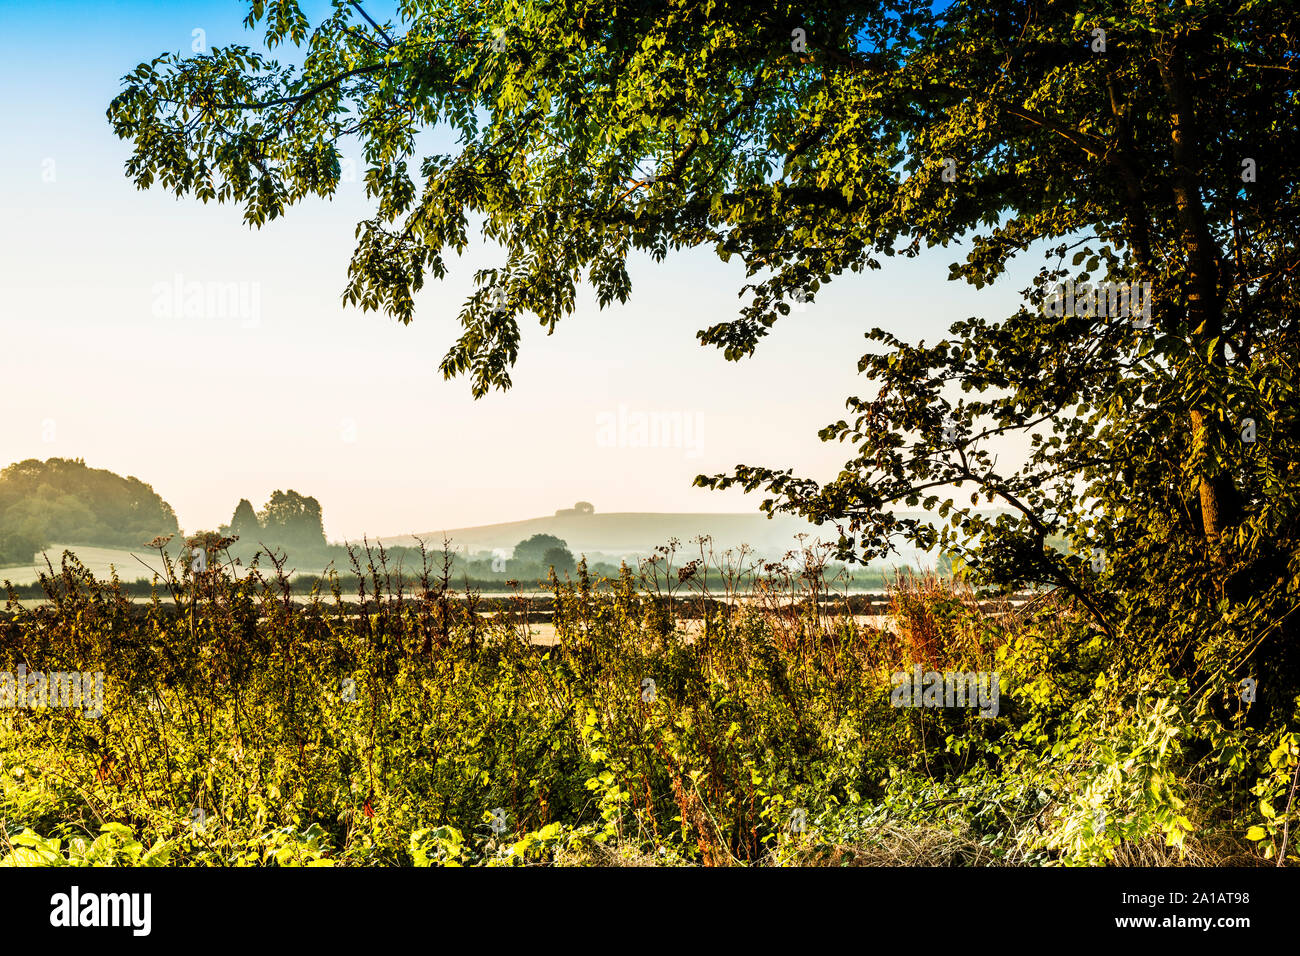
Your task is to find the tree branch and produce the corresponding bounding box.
[348,1,395,49]
[214,64,386,111]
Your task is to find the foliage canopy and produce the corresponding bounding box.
[108,1,1300,723]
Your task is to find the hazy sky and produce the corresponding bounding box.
[0,1,1030,542]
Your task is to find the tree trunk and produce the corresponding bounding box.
[1159,41,1238,543]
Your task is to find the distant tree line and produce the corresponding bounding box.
[210,501,584,583]
[1,461,910,591]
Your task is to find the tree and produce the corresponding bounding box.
[109,3,1300,721]
[512,533,570,565]
[229,498,261,541]
[542,545,577,576]
[0,530,42,568]
[257,490,326,552]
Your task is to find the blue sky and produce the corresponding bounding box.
[0,1,1028,542]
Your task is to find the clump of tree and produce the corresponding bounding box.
[257,490,326,553]
[0,530,43,568]
[456,534,580,580]
[511,534,577,576]
[0,458,178,563]
[218,490,327,560]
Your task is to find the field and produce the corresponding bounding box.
[0,545,165,588]
[0,544,1287,867]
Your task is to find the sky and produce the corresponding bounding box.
[0,1,1030,542]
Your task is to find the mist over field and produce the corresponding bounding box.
[0,460,942,591]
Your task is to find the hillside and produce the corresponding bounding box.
[377,504,927,562]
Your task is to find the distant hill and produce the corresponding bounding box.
[378,503,912,562]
